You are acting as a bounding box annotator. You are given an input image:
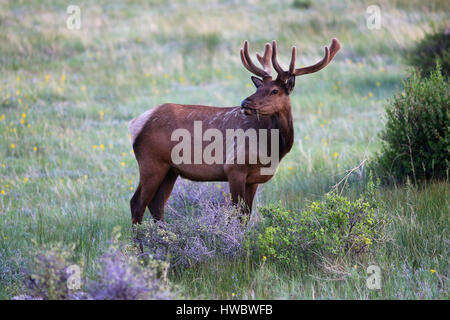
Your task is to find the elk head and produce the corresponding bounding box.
[240,39,341,116]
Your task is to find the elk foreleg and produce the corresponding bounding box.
[226,169,247,212]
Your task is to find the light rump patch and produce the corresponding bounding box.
[128,109,155,144]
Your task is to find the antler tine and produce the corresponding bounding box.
[255,43,272,76]
[293,38,340,76]
[271,40,286,77]
[289,46,297,75]
[328,38,341,62]
[240,40,271,79]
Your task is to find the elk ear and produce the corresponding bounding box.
[285,76,296,94]
[251,76,264,88]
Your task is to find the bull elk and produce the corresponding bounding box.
[129,38,341,224]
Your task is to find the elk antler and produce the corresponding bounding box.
[272,38,341,80]
[240,40,272,79]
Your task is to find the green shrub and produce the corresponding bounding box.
[407,29,450,77]
[22,243,81,300]
[252,193,382,266]
[292,0,312,9]
[376,65,449,182]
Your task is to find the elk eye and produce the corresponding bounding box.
[271,89,278,95]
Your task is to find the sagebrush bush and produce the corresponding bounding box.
[21,243,81,300]
[86,244,174,300]
[136,180,245,268]
[251,193,383,266]
[376,65,449,182]
[407,29,450,77]
[17,232,176,300]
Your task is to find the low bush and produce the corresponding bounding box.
[17,231,177,300]
[376,65,449,183]
[251,192,384,266]
[86,243,174,300]
[292,0,312,9]
[135,180,245,268]
[21,243,81,300]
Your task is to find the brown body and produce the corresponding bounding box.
[130,39,340,224]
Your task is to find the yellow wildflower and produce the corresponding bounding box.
[430,269,436,274]
[24,177,28,183]
[333,152,338,158]
[10,143,15,149]
[1,190,5,195]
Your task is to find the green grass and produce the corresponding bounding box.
[0,0,448,299]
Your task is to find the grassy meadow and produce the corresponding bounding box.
[0,0,448,299]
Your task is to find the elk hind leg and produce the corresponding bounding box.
[130,168,169,224]
[148,168,178,221]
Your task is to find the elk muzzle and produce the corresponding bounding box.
[241,98,257,115]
